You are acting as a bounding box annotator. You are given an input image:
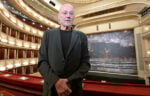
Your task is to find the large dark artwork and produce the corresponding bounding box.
[88,29,137,74]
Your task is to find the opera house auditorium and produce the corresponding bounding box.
[0,0,150,96]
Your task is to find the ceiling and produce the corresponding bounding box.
[56,0,101,9]
[63,0,100,4]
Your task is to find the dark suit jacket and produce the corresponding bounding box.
[38,28,90,96]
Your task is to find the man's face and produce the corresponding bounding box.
[58,5,74,27]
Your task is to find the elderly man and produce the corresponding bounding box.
[38,3,90,96]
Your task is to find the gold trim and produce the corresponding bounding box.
[64,0,100,4]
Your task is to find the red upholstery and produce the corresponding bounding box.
[34,37,39,43]
[27,35,32,42]
[0,47,5,60]
[0,71,150,96]
[0,71,42,96]
[11,29,16,37]
[27,50,31,58]
[9,49,14,59]
[2,23,7,33]
[19,33,24,40]
[83,80,150,96]
[0,90,15,96]
[18,49,23,58]
[34,51,38,57]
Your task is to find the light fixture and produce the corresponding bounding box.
[9,41,15,45]
[25,26,30,31]
[32,29,37,33]
[24,44,29,48]
[22,18,26,21]
[38,31,43,36]
[17,42,22,47]
[23,62,29,66]
[1,38,7,43]
[15,63,21,67]
[147,51,150,54]
[31,45,36,49]
[32,22,35,25]
[0,67,6,71]
[144,26,149,31]
[38,45,40,49]
[30,60,35,64]
[6,64,13,69]
[148,64,150,70]
[40,25,43,28]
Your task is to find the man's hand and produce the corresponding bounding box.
[55,79,72,96]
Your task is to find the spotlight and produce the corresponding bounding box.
[49,0,55,6]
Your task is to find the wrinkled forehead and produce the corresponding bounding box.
[59,4,74,13]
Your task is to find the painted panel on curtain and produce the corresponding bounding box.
[87,29,137,74]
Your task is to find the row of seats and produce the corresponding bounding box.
[0,1,44,38]
[4,0,51,31]
[1,22,42,44]
[0,47,38,60]
[0,58,38,74]
[16,15,49,31]
[0,31,40,49]
[0,1,47,75]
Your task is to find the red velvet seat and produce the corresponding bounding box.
[11,29,16,38]
[0,48,5,60]
[2,23,7,33]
